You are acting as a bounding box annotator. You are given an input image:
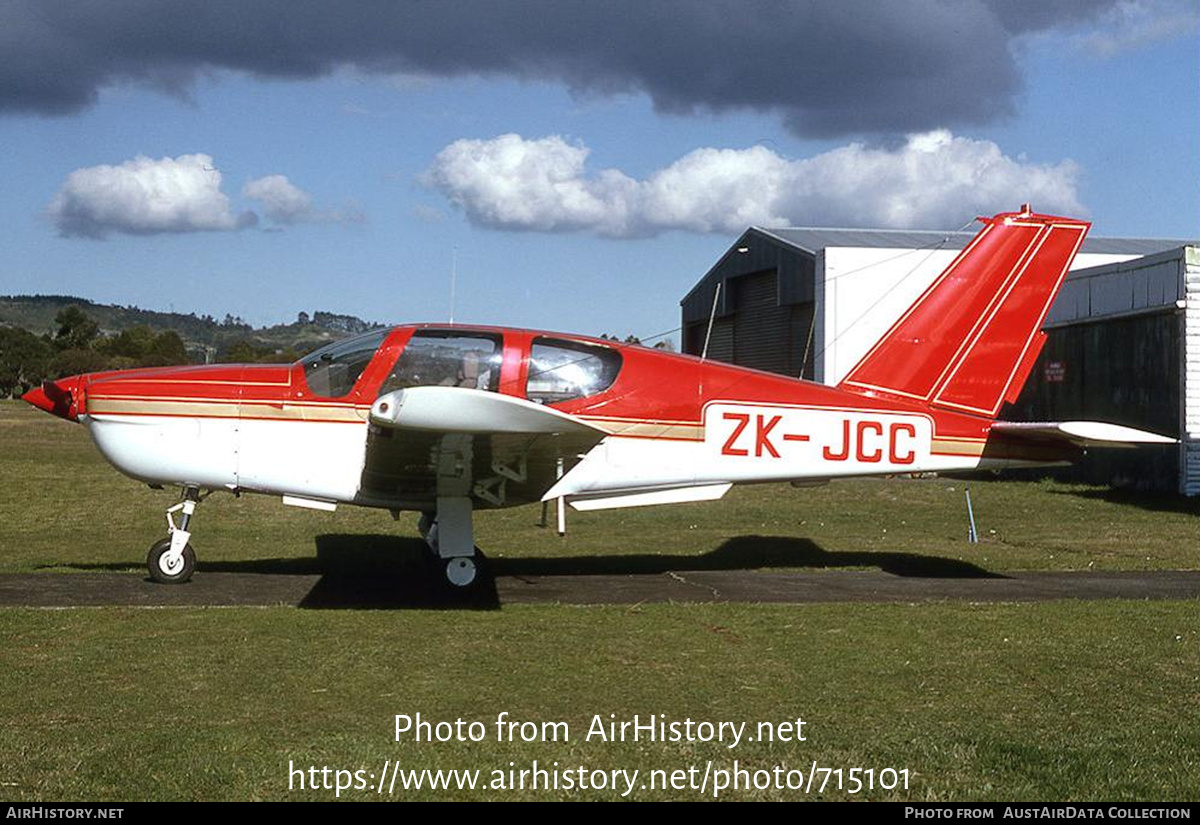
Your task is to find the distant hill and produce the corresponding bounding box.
[0,295,384,360]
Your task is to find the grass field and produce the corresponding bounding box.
[1,401,1195,575]
[0,400,1197,801]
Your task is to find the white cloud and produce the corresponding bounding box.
[242,175,315,224]
[410,203,445,223]
[243,174,365,227]
[47,153,255,238]
[425,132,1085,237]
[1071,0,1199,58]
[422,134,640,236]
[47,156,364,238]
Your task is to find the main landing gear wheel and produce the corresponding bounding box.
[443,550,491,589]
[446,556,477,587]
[147,537,196,584]
[419,508,491,589]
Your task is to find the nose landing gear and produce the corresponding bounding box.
[147,486,204,584]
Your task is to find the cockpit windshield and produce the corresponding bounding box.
[300,328,391,398]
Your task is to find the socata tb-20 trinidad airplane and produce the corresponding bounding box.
[24,206,1172,588]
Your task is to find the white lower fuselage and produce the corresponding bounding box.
[83,399,1010,511]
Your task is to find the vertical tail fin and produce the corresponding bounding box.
[838,206,1090,419]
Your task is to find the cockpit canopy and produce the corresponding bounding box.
[299,326,622,404]
[381,330,502,394]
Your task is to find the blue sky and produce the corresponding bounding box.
[0,1,1196,342]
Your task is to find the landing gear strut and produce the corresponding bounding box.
[418,496,487,588]
[147,486,203,584]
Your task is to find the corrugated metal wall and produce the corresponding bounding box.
[706,318,735,363]
[1008,311,1182,492]
[1183,248,1200,494]
[684,275,814,378]
[684,317,733,362]
[733,272,789,373]
[681,230,816,378]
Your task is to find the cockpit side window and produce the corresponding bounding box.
[301,328,391,399]
[527,337,621,404]
[378,331,502,396]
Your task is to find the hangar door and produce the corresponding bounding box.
[683,316,733,363]
[732,272,813,378]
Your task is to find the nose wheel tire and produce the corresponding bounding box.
[147,537,196,584]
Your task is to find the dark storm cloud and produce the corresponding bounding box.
[0,0,1121,136]
[984,0,1113,34]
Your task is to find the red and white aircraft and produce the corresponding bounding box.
[24,207,1172,587]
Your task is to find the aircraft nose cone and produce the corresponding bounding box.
[22,376,83,422]
[21,385,53,413]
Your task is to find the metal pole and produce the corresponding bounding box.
[449,245,458,325]
[965,488,979,543]
[555,457,566,536]
[701,281,722,361]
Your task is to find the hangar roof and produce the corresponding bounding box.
[754,226,1196,257]
[681,224,1198,312]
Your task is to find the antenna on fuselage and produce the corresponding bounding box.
[700,281,722,361]
[449,245,458,325]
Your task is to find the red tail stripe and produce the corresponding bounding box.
[932,224,1086,415]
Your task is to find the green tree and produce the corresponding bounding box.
[53,306,100,351]
[49,348,109,379]
[221,339,261,363]
[0,327,54,397]
[147,331,188,366]
[100,325,156,361]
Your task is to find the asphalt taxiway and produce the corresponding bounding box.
[0,568,1195,610]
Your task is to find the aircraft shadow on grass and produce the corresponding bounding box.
[41,533,1001,611]
[1047,486,1198,515]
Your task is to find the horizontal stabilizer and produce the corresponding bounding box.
[566,484,733,511]
[370,386,609,436]
[990,421,1176,448]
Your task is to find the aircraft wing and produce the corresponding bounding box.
[359,386,610,508]
[989,421,1176,449]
